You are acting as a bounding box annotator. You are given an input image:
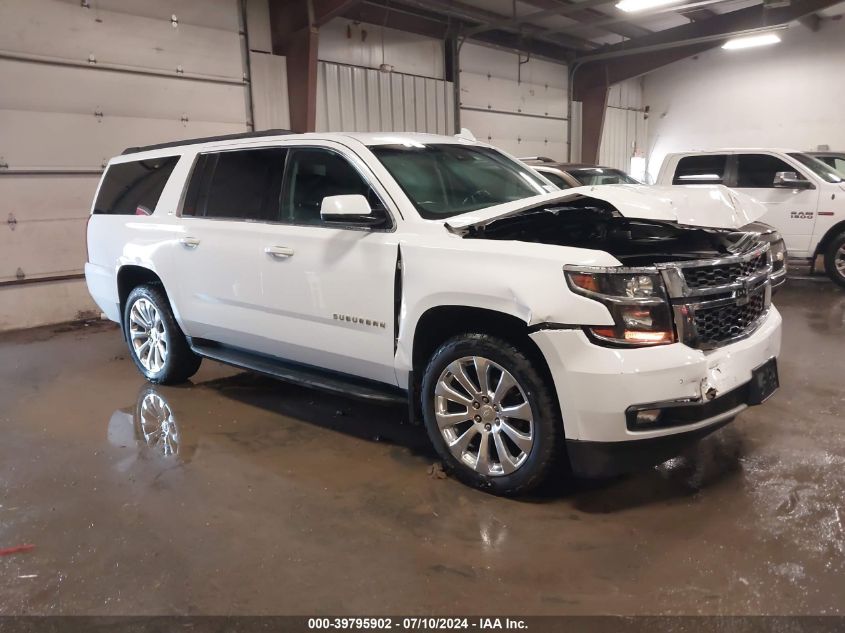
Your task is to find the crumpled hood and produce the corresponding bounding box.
[445,184,766,232]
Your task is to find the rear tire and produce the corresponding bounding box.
[824,232,845,288]
[420,333,563,496]
[123,284,201,384]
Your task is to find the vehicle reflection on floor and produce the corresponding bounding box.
[107,385,189,464]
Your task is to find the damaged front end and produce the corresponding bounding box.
[456,196,776,351]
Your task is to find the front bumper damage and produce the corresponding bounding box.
[529,307,782,477]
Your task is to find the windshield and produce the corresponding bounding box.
[788,152,844,184]
[568,167,640,186]
[371,144,552,219]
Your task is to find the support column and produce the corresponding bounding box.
[576,80,608,166]
[285,26,319,133]
[268,0,322,133]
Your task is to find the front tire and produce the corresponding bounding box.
[824,232,845,288]
[123,284,201,384]
[421,333,563,496]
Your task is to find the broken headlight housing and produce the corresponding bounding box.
[564,267,676,347]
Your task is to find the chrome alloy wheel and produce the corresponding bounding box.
[836,244,845,277]
[434,356,535,476]
[128,298,168,373]
[138,391,180,456]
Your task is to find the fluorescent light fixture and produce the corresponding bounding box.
[615,0,683,13]
[722,33,782,50]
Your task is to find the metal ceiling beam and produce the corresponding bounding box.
[384,0,597,51]
[518,0,652,40]
[343,2,450,39]
[576,0,840,61]
[345,1,580,62]
[572,0,843,165]
[556,0,734,35]
[314,0,364,26]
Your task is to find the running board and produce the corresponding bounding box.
[190,340,407,405]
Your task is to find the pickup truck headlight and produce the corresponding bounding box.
[564,268,676,346]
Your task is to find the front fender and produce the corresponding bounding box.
[395,239,616,377]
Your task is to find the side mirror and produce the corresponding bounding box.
[320,194,382,226]
[773,171,812,189]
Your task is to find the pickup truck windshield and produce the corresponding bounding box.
[788,152,844,184]
[371,144,551,219]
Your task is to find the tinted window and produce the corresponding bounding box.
[539,171,571,189]
[787,153,843,184]
[284,148,387,226]
[94,156,179,215]
[672,155,727,185]
[736,154,807,188]
[197,148,286,221]
[817,156,845,173]
[569,168,639,185]
[372,144,549,219]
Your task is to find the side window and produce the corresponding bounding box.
[540,171,571,189]
[184,148,286,221]
[672,155,727,185]
[284,148,388,226]
[94,156,179,215]
[736,154,807,188]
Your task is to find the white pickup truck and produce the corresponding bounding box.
[86,130,782,495]
[657,149,845,286]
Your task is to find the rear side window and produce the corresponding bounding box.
[184,148,286,221]
[93,156,179,215]
[736,154,806,188]
[672,155,727,185]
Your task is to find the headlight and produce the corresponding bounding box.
[565,267,676,346]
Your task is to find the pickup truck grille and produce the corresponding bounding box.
[661,242,773,350]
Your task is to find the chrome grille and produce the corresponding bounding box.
[682,253,768,290]
[660,242,773,350]
[692,288,767,347]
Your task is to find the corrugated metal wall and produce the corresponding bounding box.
[316,61,454,134]
[460,43,568,160]
[0,0,252,330]
[598,78,648,173]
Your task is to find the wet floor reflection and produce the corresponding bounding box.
[107,384,191,464]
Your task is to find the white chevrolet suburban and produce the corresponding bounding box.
[86,130,782,495]
[657,149,845,286]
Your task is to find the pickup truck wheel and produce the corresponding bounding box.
[421,334,563,496]
[824,232,845,288]
[124,284,201,384]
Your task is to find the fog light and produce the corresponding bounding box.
[635,409,662,426]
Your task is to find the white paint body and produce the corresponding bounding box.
[656,149,845,259]
[86,132,782,445]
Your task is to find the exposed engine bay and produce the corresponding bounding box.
[461,198,752,266]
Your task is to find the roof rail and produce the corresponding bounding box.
[121,128,294,155]
[518,156,555,163]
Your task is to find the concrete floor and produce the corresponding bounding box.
[0,282,843,616]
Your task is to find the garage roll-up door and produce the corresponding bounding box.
[459,43,568,161]
[0,0,251,328]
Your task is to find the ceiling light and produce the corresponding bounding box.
[722,33,782,50]
[615,0,683,13]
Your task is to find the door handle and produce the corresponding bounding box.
[179,237,201,248]
[264,245,295,258]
